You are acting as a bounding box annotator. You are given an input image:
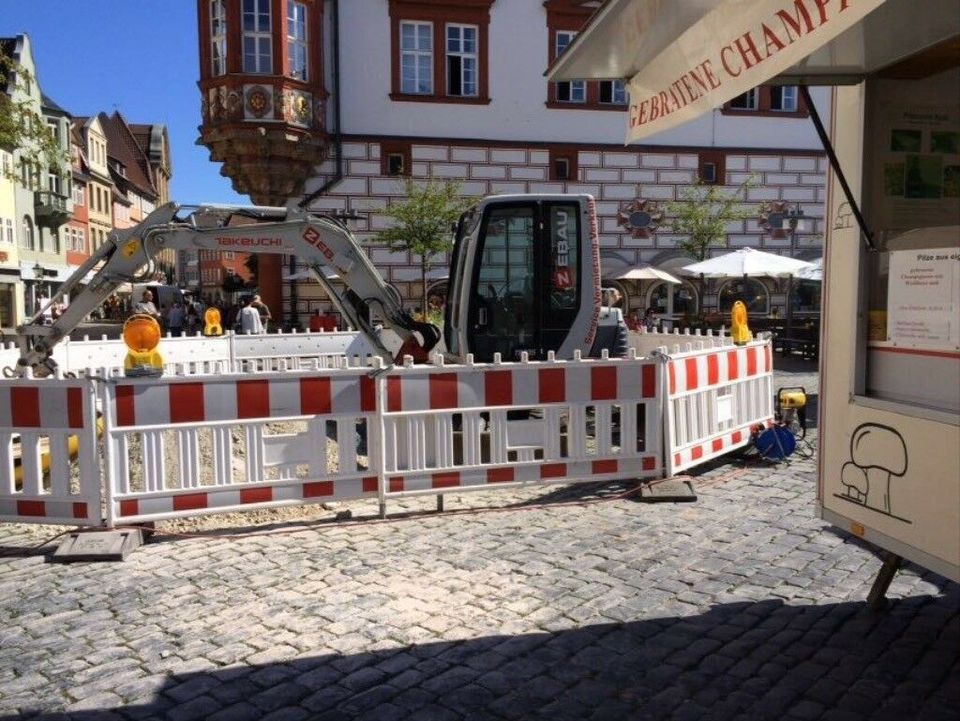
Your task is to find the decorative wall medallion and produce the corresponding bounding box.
[618,199,663,239]
[226,90,242,119]
[245,85,272,118]
[758,201,790,239]
[283,90,313,127]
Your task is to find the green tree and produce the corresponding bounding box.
[0,49,67,189]
[375,177,475,317]
[665,176,755,319]
[666,176,755,262]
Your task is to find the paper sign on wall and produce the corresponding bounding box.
[887,249,960,350]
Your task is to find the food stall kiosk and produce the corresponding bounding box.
[548,0,960,600]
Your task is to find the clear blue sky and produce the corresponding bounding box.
[2,0,248,205]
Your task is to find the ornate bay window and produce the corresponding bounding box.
[389,0,493,104]
[210,0,227,75]
[287,1,308,80]
[242,0,273,74]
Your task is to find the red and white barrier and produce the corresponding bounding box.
[0,336,773,527]
[662,339,774,475]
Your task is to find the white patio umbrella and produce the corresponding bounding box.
[796,257,823,281]
[604,265,681,284]
[680,248,815,278]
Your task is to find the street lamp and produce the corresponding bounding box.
[784,205,806,339]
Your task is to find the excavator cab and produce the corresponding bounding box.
[446,194,611,362]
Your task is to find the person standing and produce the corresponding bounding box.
[134,290,161,321]
[166,302,185,337]
[239,298,264,334]
[250,294,271,331]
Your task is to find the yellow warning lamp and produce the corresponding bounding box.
[204,307,223,336]
[730,300,752,345]
[122,313,164,377]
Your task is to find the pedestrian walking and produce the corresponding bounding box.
[239,298,264,334]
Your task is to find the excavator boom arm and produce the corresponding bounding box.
[14,202,440,376]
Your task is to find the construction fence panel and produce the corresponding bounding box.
[663,339,774,475]
[0,375,102,525]
[377,352,663,498]
[100,357,380,525]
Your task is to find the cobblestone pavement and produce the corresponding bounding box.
[1,360,957,721]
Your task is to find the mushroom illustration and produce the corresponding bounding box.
[840,423,908,513]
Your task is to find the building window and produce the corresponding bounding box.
[242,0,273,74]
[698,151,725,185]
[599,80,626,105]
[73,184,84,205]
[389,1,492,104]
[723,85,807,116]
[380,141,411,177]
[554,31,585,103]
[446,24,477,97]
[648,281,699,320]
[2,218,13,244]
[400,21,433,94]
[287,1,308,81]
[549,148,578,182]
[729,89,759,110]
[21,216,34,250]
[210,0,227,76]
[770,86,798,112]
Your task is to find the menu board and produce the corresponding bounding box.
[870,98,960,231]
[887,249,960,350]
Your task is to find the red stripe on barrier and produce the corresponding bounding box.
[592,459,618,475]
[591,366,617,401]
[540,463,566,479]
[429,373,458,410]
[389,476,404,492]
[119,499,139,517]
[11,387,40,427]
[707,355,719,386]
[674,453,681,466]
[764,345,772,373]
[387,376,402,412]
[237,380,270,419]
[731,430,743,444]
[17,500,45,517]
[691,446,703,461]
[362,476,378,493]
[747,347,758,376]
[642,364,656,398]
[487,467,514,483]
[642,456,656,471]
[360,376,377,412]
[432,471,460,488]
[241,487,272,504]
[712,438,724,453]
[72,502,87,519]
[304,481,334,498]
[539,368,566,403]
[685,358,699,391]
[300,377,332,415]
[170,383,206,423]
[485,370,513,406]
[668,363,676,395]
[727,351,739,381]
[116,385,136,426]
[173,493,208,511]
[67,388,84,428]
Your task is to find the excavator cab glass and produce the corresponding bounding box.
[447,197,585,362]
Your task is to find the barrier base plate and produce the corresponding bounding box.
[51,530,142,562]
[638,479,697,503]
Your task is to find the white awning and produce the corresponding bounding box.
[547,0,960,142]
[680,247,815,278]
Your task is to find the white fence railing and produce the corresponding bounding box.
[0,332,774,527]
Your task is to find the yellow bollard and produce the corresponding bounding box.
[122,313,164,377]
[731,300,752,345]
[204,307,223,336]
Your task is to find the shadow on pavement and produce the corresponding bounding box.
[4,595,958,721]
